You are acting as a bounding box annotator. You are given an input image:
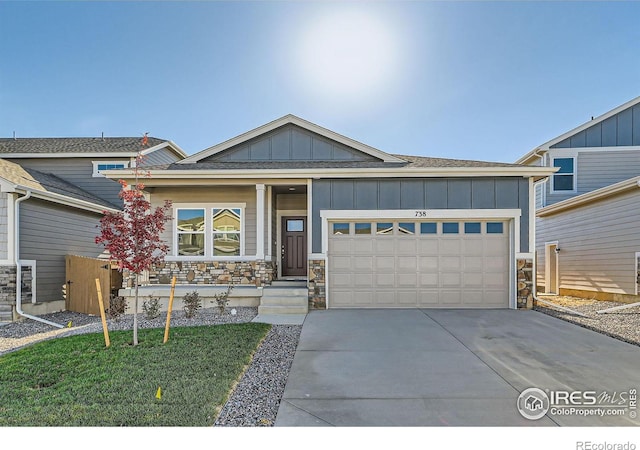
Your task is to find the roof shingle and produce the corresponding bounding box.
[0,137,167,155]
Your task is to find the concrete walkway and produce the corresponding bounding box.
[275,309,640,426]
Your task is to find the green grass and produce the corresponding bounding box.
[0,322,271,426]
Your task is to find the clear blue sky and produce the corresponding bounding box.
[1,1,639,163]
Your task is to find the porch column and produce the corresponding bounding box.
[256,184,265,260]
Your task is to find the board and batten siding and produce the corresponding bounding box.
[312,177,530,254]
[0,192,7,260]
[536,189,640,295]
[151,187,258,257]
[203,124,379,163]
[545,149,640,206]
[6,157,125,206]
[19,199,105,303]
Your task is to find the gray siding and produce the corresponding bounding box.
[203,124,380,163]
[544,150,640,206]
[0,192,7,260]
[19,199,104,303]
[535,189,640,295]
[551,104,640,148]
[312,177,530,253]
[7,157,126,206]
[141,148,183,166]
[151,187,257,256]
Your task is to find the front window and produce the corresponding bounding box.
[174,204,244,258]
[212,208,241,256]
[552,157,576,192]
[177,209,205,256]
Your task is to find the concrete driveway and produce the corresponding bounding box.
[275,309,640,426]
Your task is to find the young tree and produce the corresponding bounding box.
[96,136,171,345]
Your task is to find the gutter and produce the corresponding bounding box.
[14,190,64,328]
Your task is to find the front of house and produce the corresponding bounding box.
[107,115,554,310]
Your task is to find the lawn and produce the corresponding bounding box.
[0,322,271,426]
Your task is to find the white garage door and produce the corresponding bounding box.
[328,220,510,308]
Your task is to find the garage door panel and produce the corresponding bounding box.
[463,291,485,304]
[375,256,395,271]
[463,239,484,255]
[440,239,462,254]
[485,256,507,270]
[419,256,438,271]
[419,273,439,287]
[441,256,462,270]
[331,256,352,271]
[397,291,417,306]
[441,291,463,304]
[441,272,461,287]
[397,272,417,287]
[331,273,352,288]
[463,272,484,288]
[354,273,373,287]
[464,256,484,270]
[375,273,395,287]
[397,256,417,270]
[418,291,440,305]
[353,239,374,254]
[418,239,438,253]
[375,290,397,307]
[354,256,373,271]
[397,239,417,253]
[374,239,396,254]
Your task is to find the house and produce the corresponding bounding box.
[0,137,186,323]
[105,115,554,311]
[516,96,640,302]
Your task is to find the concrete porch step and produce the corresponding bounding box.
[260,295,308,307]
[262,287,308,297]
[270,280,307,287]
[258,304,309,315]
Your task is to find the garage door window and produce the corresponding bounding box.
[355,223,372,235]
[487,222,504,234]
[443,222,459,234]
[398,223,415,234]
[376,222,393,234]
[464,222,481,234]
[420,222,437,234]
[333,223,350,235]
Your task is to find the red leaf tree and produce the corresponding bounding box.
[95,138,171,345]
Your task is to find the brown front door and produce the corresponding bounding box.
[282,217,307,277]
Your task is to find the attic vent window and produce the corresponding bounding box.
[92,161,129,177]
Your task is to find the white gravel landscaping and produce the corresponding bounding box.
[534,296,640,347]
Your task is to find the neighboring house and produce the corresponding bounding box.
[105,115,553,311]
[0,137,186,323]
[0,137,186,206]
[516,96,640,302]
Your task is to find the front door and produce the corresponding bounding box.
[281,217,307,277]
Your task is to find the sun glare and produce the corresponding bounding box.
[295,9,400,106]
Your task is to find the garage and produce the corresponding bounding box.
[328,220,510,308]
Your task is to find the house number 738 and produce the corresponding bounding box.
[415,210,428,217]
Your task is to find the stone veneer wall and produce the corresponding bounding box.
[124,261,275,288]
[0,265,33,321]
[308,259,326,309]
[517,258,534,309]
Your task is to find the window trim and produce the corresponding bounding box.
[550,156,577,193]
[172,203,246,259]
[92,160,130,177]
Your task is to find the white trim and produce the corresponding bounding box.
[549,155,577,194]
[19,259,36,304]
[544,241,560,295]
[92,160,130,177]
[307,179,313,258]
[179,114,406,164]
[256,184,265,260]
[320,210,519,310]
[267,186,273,260]
[140,141,188,159]
[116,166,557,181]
[172,203,246,259]
[529,177,536,254]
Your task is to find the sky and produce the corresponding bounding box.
[1,1,639,164]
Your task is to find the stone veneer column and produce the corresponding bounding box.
[308,259,326,309]
[517,259,534,309]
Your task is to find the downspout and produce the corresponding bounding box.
[14,190,64,328]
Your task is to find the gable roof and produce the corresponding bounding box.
[179,114,406,164]
[516,95,640,164]
[0,158,119,212]
[0,137,187,159]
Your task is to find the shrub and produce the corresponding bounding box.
[142,296,161,320]
[183,291,201,318]
[212,285,234,315]
[107,295,128,321]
